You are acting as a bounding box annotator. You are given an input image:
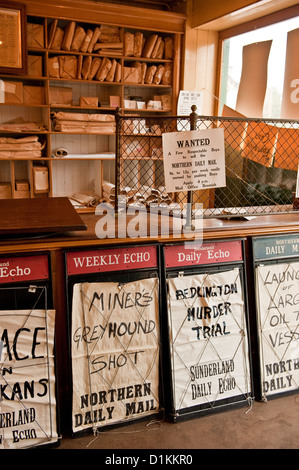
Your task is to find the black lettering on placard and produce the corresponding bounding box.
[74,383,158,426]
[264,267,299,284]
[0,327,45,361]
[191,322,230,340]
[88,289,153,311]
[73,320,156,346]
[0,408,36,428]
[90,351,145,374]
[174,282,239,341]
[175,283,238,300]
[188,358,242,399]
[0,378,48,401]
[177,138,210,148]
[190,359,235,380]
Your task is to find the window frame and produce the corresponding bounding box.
[214,4,299,116]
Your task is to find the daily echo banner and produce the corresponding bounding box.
[0,309,58,449]
[67,245,160,433]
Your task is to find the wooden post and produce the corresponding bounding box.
[115,107,121,215]
[185,105,198,230]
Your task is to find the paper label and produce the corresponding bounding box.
[162,128,226,192]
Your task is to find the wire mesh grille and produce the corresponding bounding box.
[115,112,299,218]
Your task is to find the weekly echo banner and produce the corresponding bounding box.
[71,278,160,433]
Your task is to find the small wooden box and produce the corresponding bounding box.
[0,183,12,199]
[109,95,120,108]
[15,180,30,191]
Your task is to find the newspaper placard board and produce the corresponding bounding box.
[0,254,58,449]
[65,244,162,435]
[252,235,299,400]
[163,240,252,419]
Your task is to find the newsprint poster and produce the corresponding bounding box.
[0,309,58,449]
[167,268,251,413]
[71,278,160,433]
[256,262,299,398]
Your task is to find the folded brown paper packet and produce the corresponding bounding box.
[27,56,43,77]
[61,21,76,51]
[0,136,44,158]
[27,23,44,48]
[59,56,78,79]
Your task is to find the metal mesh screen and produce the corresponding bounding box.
[115,110,299,218]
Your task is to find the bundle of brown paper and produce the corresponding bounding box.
[51,111,116,134]
[0,136,45,158]
[0,118,46,132]
[47,19,121,54]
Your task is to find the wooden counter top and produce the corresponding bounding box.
[0,211,299,254]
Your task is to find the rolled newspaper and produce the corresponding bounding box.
[52,147,68,157]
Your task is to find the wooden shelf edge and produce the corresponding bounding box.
[25,0,186,33]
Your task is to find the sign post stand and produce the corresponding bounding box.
[185,105,197,231]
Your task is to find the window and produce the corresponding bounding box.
[219,16,299,119]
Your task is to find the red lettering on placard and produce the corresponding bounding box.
[67,245,157,275]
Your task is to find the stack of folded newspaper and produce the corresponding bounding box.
[51,112,116,134]
[0,135,45,158]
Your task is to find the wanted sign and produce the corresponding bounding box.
[167,268,251,412]
[256,262,299,398]
[71,278,160,433]
[162,128,226,192]
[0,309,58,449]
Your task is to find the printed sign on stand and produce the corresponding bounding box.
[163,240,252,419]
[252,235,299,400]
[162,128,226,193]
[177,91,202,116]
[66,245,161,435]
